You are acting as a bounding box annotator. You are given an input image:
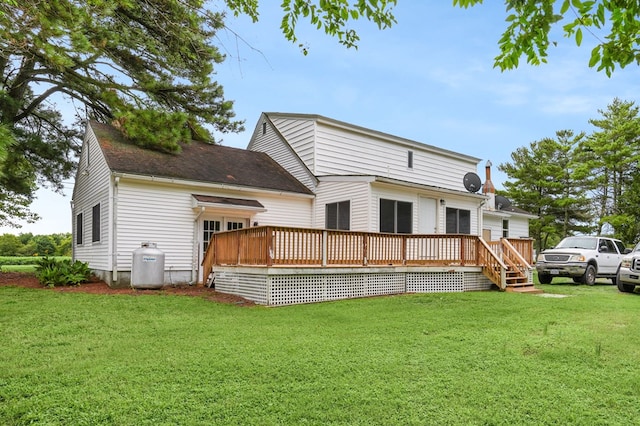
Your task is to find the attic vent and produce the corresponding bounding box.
[262,122,266,135]
[407,150,413,169]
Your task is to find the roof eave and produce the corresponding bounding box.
[111,172,315,198]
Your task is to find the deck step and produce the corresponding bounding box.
[505,282,543,294]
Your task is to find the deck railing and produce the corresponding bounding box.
[201,226,530,289]
[505,238,535,264]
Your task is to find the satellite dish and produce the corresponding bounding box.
[463,172,481,193]
[495,195,512,210]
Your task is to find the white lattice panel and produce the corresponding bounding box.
[407,272,464,293]
[214,268,495,306]
[463,272,494,291]
[326,274,366,300]
[213,271,268,305]
[268,272,407,306]
[365,273,405,296]
[269,275,326,306]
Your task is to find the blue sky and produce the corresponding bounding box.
[4,2,640,235]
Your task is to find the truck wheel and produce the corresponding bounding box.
[538,273,552,284]
[582,264,596,285]
[617,272,635,293]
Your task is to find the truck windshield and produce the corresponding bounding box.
[556,237,597,250]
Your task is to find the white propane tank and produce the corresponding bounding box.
[131,242,165,289]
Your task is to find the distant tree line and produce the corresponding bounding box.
[0,233,71,256]
[499,98,640,252]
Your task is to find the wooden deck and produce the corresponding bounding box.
[202,226,535,292]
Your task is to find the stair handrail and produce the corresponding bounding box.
[501,238,531,269]
[478,237,508,289]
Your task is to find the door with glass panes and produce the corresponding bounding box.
[199,217,247,282]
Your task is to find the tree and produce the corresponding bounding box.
[230,0,397,53]
[0,233,20,256]
[578,98,640,242]
[0,0,397,227]
[454,0,640,75]
[499,131,592,252]
[0,232,72,256]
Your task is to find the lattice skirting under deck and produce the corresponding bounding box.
[212,267,496,306]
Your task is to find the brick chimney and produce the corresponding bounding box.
[483,160,495,209]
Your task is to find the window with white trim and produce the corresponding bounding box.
[445,208,470,234]
[76,213,83,245]
[380,199,412,234]
[92,204,101,242]
[203,220,221,252]
[502,219,509,238]
[227,221,244,231]
[326,201,350,230]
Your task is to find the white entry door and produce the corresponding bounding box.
[418,197,437,234]
[198,217,248,282]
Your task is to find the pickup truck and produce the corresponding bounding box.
[536,236,629,285]
[616,241,640,293]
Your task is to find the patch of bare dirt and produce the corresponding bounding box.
[0,272,255,306]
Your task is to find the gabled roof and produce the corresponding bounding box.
[89,121,313,195]
[263,112,481,164]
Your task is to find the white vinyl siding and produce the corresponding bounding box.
[482,214,530,240]
[116,181,195,271]
[269,116,316,169]
[313,123,476,192]
[482,215,503,241]
[72,126,111,270]
[314,180,370,231]
[248,115,317,191]
[509,216,530,238]
[115,180,313,271]
[251,192,313,228]
[371,184,481,235]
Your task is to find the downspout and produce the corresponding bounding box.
[112,176,119,283]
[192,206,205,285]
[477,200,486,238]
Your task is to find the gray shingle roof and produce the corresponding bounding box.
[90,121,313,195]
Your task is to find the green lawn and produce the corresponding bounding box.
[0,265,37,273]
[1,279,640,425]
[0,256,71,273]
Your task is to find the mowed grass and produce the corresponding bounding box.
[2,280,640,425]
[0,265,36,273]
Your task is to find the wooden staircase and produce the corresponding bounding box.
[504,268,542,294]
[489,238,542,294]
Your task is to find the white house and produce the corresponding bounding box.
[72,113,533,290]
[248,112,533,239]
[72,120,314,287]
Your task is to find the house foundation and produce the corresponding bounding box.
[212,266,495,306]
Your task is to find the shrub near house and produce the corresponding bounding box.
[35,257,91,288]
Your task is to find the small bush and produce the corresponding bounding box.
[0,256,71,266]
[35,257,91,288]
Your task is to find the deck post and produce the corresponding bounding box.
[322,230,328,267]
[212,234,217,266]
[266,226,273,267]
[236,231,241,265]
[402,235,407,265]
[363,234,368,266]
